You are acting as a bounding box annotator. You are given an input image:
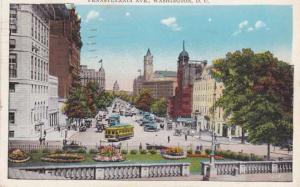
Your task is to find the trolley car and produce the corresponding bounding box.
[105,123,134,141]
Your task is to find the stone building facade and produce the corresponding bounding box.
[80,64,105,90]
[8,4,54,139]
[49,5,82,98]
[48,75,59,128]
[168,42,206,119]
[192,65,242,138]
[133,49,177,100]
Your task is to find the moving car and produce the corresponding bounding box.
[144,122,159,132]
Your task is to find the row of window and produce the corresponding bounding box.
[31,55,48,82]
[194,81,216,92]
[31,14,49,46]
[31,84,48,94]
[9,54,17,78]
[194,105,222,118]
[32,42,48,58]
[9,8,17,34]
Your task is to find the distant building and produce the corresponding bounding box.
[49,5,82,98]
[80,64,105,90]
[168,41,207,119]
[133,49,177,99]
[192,65,242,138]
[113,80,120,92]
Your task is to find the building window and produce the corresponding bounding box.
[9,112,15,124]
[9,83,15,92]
[9,39,16,49]
[9,131,14,138]
[9,54,17,77]
[9,24,17,33]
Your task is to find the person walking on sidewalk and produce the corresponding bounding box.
[168,136,170,143]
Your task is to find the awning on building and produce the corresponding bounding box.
[176,117,195,123]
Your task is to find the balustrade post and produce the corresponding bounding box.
[181,164,190,176]
[140,165,149,178]
[239,164,246,174]
[271,163,278,173]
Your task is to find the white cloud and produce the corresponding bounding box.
[247,27,254,32]
[125,12,130,16]
[232,30,241,36]
[255,20,266,29]
[208,17,212,22]
[233,20,268,36]
[86,10,99,23]
[160,17,181,31]
[239,20,249,29]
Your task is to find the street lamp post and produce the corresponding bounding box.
[208,81,217,178]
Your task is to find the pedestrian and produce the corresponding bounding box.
[39,137,42,145]
[167,136,170,143]
[185,134,187,141]
[44,130,46,136]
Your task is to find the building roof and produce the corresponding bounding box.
[153,71,177,78]
[146,48,152,56]
[179,41,189,59]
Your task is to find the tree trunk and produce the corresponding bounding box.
[267,143,271,160]
[241,129,245,144]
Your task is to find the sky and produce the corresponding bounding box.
[75,5,293,91]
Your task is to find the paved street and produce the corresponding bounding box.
[68,107,292,159]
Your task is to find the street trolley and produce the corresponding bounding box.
[105,123,134,142]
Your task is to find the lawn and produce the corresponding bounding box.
[8,151,215,174]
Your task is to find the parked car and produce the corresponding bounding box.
[79,125,87,132]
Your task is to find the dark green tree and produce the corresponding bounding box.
[211,48,293,160]
[151,98,167,117]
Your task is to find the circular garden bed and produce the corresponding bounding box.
[41,153,85,163]
[93,145,125,162]
[161,147,187,160]
[8,149,31,163]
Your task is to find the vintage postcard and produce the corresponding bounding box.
[0,0,299,187]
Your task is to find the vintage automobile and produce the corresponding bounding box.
[79,125,87,132]
[144,122,159,132]
[62,140,86,152]
[84,118,92,128]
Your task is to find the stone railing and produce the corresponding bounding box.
[201,160,292,176]
[15,163,190,180]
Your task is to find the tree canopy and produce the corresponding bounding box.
[211,48,293,159]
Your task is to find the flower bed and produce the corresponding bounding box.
[93,145,125,162]
[8,149,31,163]
[41,153,85,163]
[161,147,187,160]
[187,153,223,159]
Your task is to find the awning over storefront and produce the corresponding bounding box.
[176,117,195,123]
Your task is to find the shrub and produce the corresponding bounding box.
[149,149,157,155]
[89,149,98,154]
[130,150,138,155]
[187,149,193,155]
[30,149,39,154]
[42,148,50,154]
[54,149,63,154]
[77,148,86,154]
[121,150,128,155]
[195,150,201,154]
[140,149,147,154]
[205,149,211,155]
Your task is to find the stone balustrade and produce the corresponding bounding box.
[15,163,190,180]
[201,160,292,177]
